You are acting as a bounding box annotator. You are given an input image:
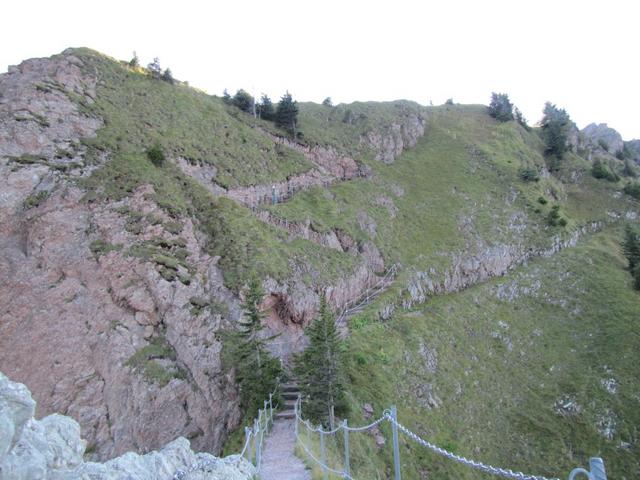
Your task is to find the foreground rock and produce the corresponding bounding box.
[0,371,256,480]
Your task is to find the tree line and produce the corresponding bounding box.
[224,89,299,137]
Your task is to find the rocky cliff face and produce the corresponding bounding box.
[626,139,640,164]
[0,50,417,462]
[362,113,426,164]
[0,371,256,480]
[581,123,625,155]
[0,53,242,460]
[384,222,603,317]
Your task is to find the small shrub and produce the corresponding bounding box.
[89,239,122,259]
[161,68,174,84]
[592,159,619,182]
[146,144,165,167]
[597,138,609,152]
[164,221,183,234]
[537,196,548,205]
[487,92,514,122]
[623,182,640,200]
[23,190,50,209]
[519,167,539,182]
[354,352,367,366]
[547,205,561,226]
[129,52,139,68]
[558,218,568,227]
[445,98,454,105]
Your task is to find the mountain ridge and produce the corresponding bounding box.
[0,48,638,477]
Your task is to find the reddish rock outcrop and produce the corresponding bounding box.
[0,54,242,461]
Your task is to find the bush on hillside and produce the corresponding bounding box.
[623,182,640,200]
[514,107,531,131]
[275,91,299,136]
[592,159,619,182]
[488,92,514,122]
[598,138,610,152]
[161,68,174,84]
[129,51,139,68]
[257,94,275,121]
[622,225,640,290]
[623,159,638,178]
[232,89,255,114]
[541,102,572,171]
[146,144,165,167]
[547,204,567,227]
[519,167,539,182]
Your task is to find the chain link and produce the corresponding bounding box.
[386,414,560,480]
[297,438,354,479]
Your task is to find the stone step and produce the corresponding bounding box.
[281,383,299,392]
[276,410,296,419]
[282,391,299,400]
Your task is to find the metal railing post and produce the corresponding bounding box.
[568,457,607,480]
[320,428,328,480]
[264,401,269,432]
[253,418,259,466]
[391,405,402,480]
[255,421,262,470]
[294,397,299,437]
[343,419,350,477]
[244,427,250,460]
[269,393,273,424]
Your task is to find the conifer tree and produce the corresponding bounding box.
[294,296,347,426]
[622,225,640,290]
[622,225,640,271]
[258,94,275,121]
[541,102,572,171]
[232,89,255,114]
[487,92,514,122]
[230,277,281,416]
[275,91,299,136]
[161,68,174,84]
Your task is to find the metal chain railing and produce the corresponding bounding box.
[294,396,605,480]
[385,412,560,480]
[336,264,399,327]
[171,380,279,479]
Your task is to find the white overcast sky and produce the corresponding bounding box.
[2,0,638,139]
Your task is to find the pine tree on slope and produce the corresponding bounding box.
[295,296,347,426]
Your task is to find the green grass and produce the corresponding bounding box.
[69,48,312,189]
[125,335,186,386]
[334,228,640,479]
[67,49,362,291]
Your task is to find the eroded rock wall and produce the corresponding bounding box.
[0,54,242,460]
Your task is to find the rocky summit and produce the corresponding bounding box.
[0,48,639,478]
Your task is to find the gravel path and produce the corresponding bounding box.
[260,418,311,480]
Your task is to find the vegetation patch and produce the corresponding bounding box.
[89,239,122,259]
[125,335,185,386]
[23,190,50,209]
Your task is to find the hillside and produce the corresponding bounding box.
[0,47,638,477]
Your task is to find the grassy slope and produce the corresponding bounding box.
[69,48,359,290]
[73,48,311,189]
[335,228,640,479]
[268,104,636,297]
[61,49,640,475]
[278,106,639,478]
